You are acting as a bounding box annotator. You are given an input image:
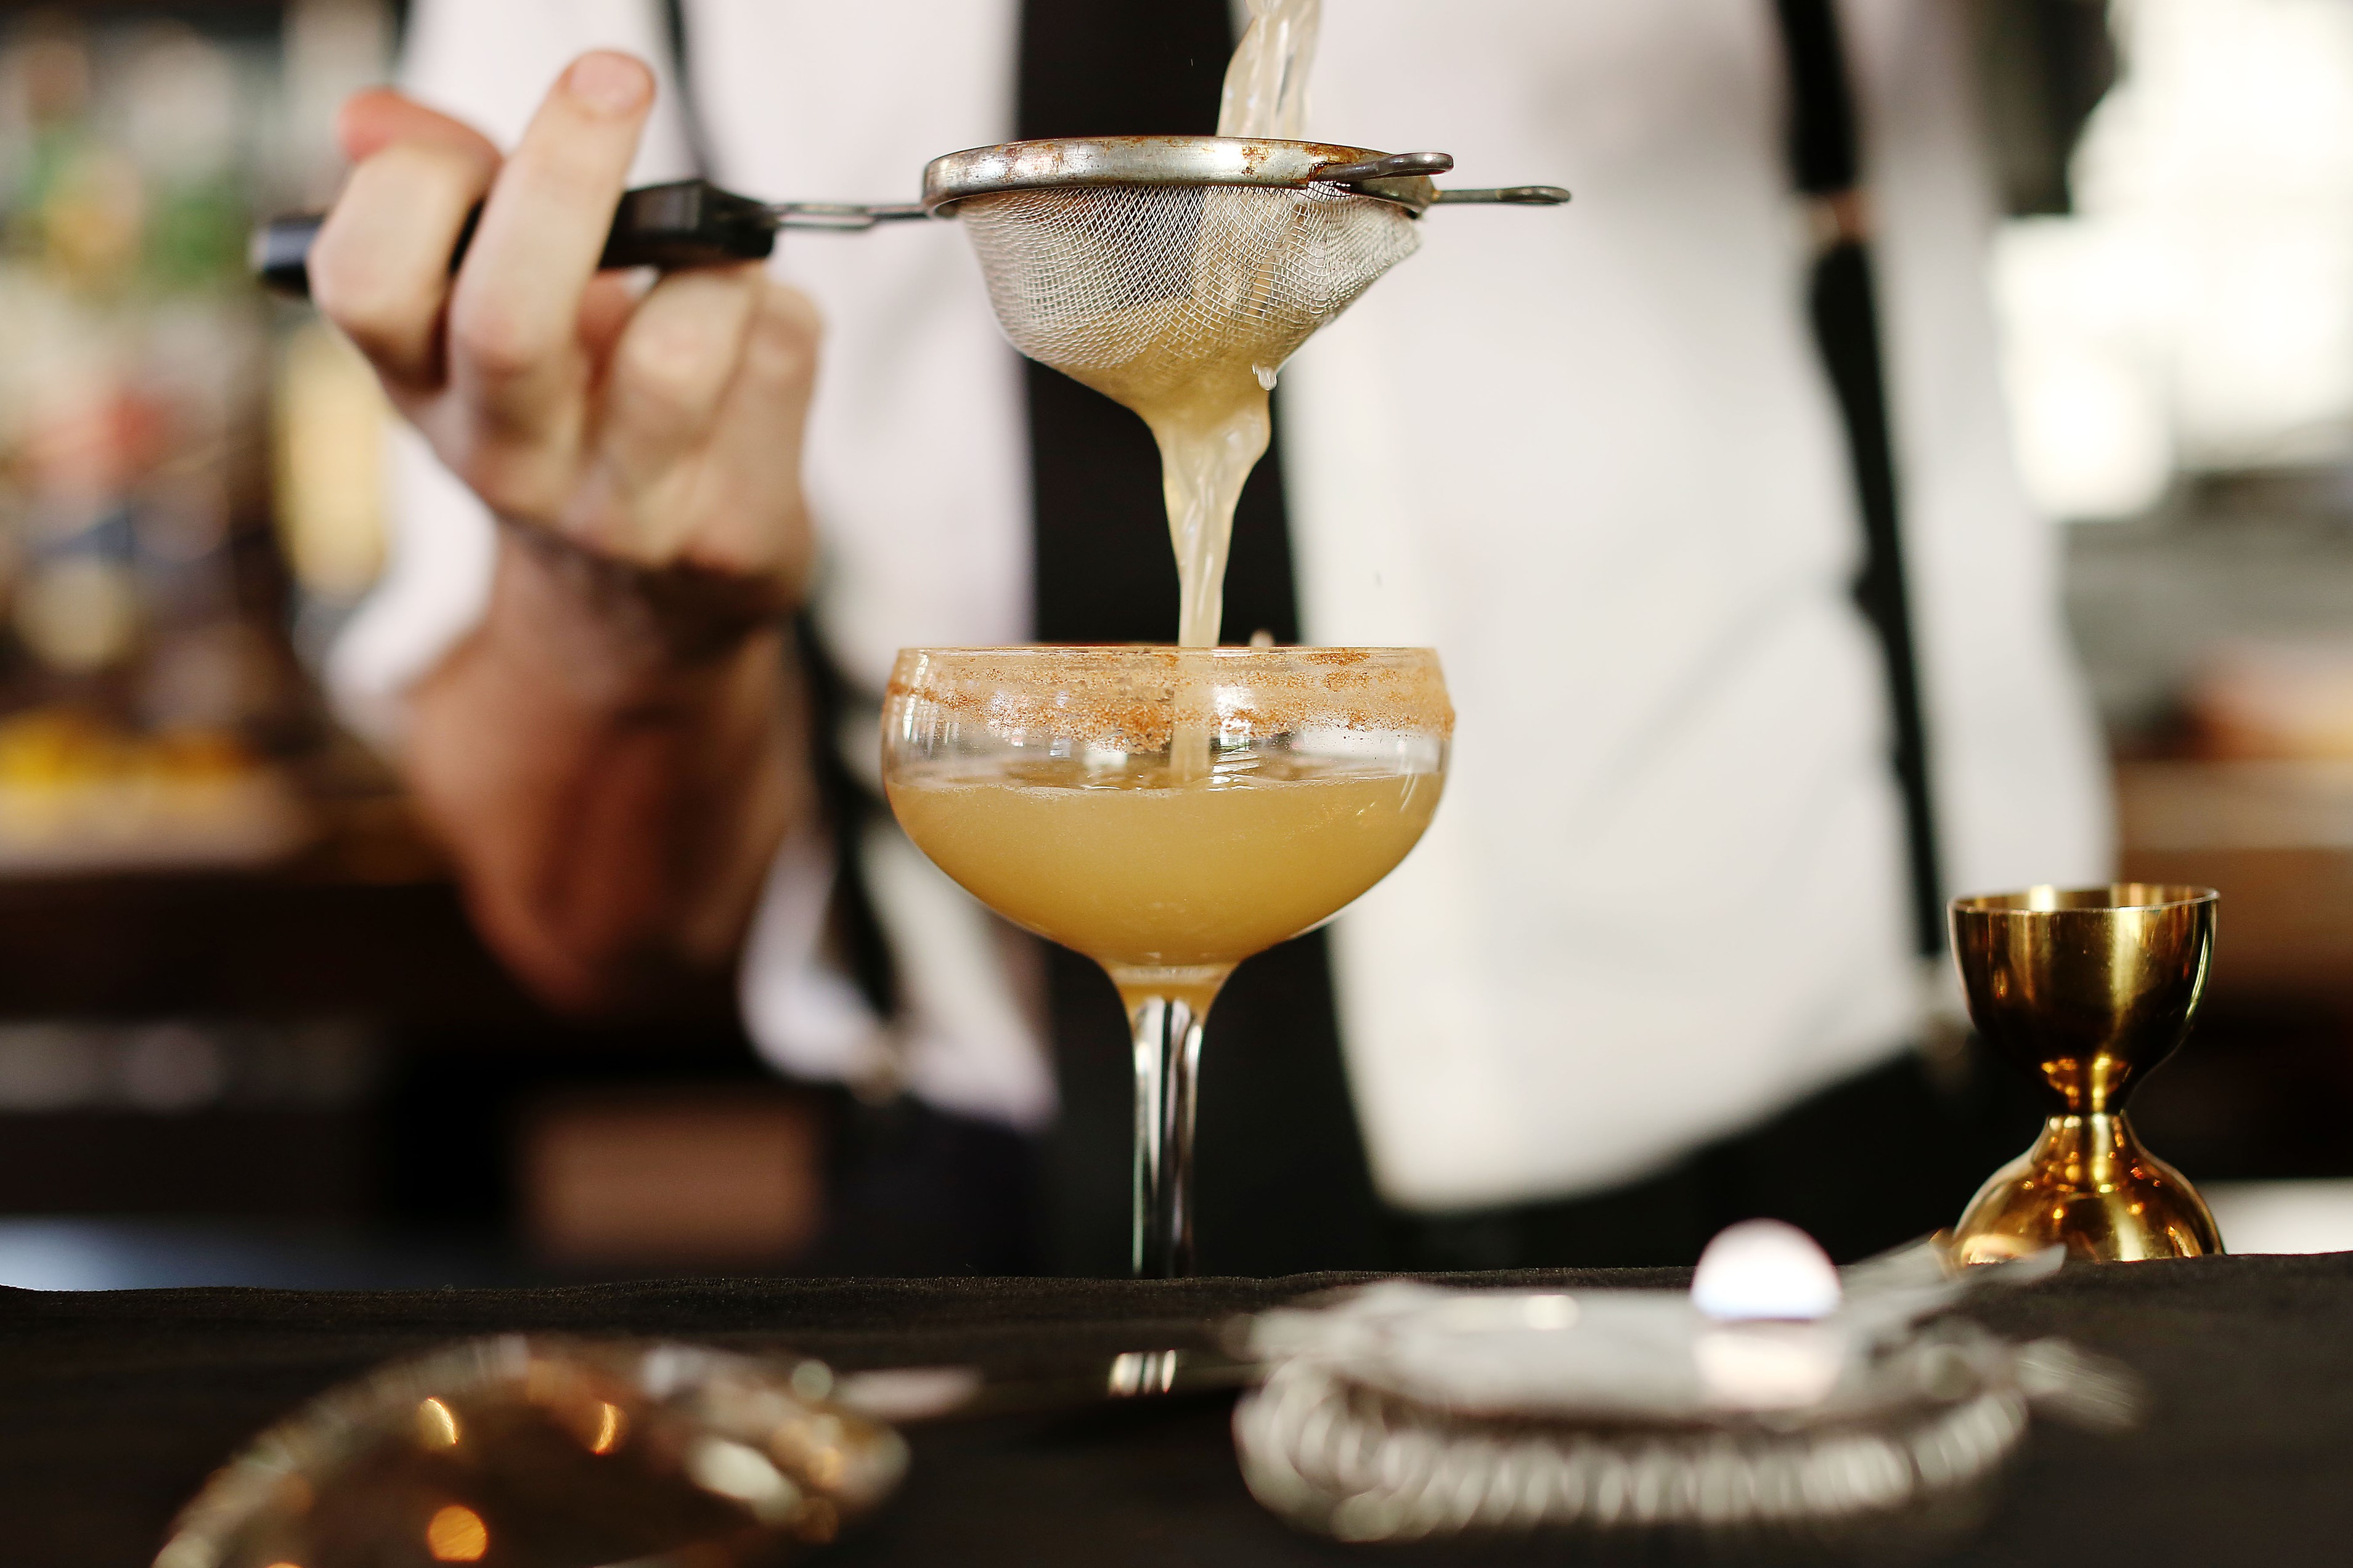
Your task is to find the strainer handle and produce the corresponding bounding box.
[1307,154,1571,211]
[1432,185,1573,206]
[251,178,846,299]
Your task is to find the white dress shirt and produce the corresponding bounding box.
[334,0,2111,1213]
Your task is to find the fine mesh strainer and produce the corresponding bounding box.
[254,140,1567,388]
[921,137,1564,399]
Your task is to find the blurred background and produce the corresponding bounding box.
[0,0,814,1287]
[0,0,2350,1285]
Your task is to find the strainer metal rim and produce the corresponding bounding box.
[921,136,1438,216]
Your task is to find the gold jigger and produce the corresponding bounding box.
[1947,884,2224,1265]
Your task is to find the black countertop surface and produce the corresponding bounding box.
[5,1253,2347,1566]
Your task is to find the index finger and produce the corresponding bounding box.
[444,51,655,431]
[309,91,501,389]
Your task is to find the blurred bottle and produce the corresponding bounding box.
[274,318,388,667]
[1,20,138,704]
[281,0,396,209]
[274,0,397,670]
[0,14,320,869]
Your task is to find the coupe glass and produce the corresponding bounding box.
[882,646,1451,1276]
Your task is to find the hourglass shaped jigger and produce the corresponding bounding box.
[1948,884,2224,1265]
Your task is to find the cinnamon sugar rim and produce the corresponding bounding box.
[891,643,1441,659]
[887,645,1453,745]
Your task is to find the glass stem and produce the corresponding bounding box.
[1127,989,1213,1278]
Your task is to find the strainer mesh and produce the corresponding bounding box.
[958,182,1420,400]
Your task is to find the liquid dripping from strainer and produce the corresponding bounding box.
[1148,0,1318,652]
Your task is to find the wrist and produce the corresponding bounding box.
[485,524,795,705]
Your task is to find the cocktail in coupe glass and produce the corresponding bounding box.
[882,646,1451,1277]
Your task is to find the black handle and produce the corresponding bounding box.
[251,178,778,299]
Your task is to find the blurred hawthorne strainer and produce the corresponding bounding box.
[1228,1243,2145,1554]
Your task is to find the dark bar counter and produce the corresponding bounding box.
[3,1252,2349,1566]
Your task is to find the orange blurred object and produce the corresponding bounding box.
[2185,639,2353,760]
[521,1089,823,1268]
[0,706,308,872]
[425,1503,487,1562]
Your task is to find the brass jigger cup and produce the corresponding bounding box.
[1948,884,2224,1265]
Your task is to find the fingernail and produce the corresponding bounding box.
[568,52,651,116]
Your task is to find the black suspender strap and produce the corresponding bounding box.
[1016,0,1302,646]
[658,0,719,178]
[1771,0,1947,959]
[1017,0,1378,1274]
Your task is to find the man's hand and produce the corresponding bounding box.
[308,54,819,1011]
[311,51,818,613]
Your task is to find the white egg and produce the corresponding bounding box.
[1689,1219,1841,1321]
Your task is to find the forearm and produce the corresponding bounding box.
[406,527,812,1011]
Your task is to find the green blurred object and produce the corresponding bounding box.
[145,173,250,293]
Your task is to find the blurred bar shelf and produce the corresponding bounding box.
[0,788,733,1027]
